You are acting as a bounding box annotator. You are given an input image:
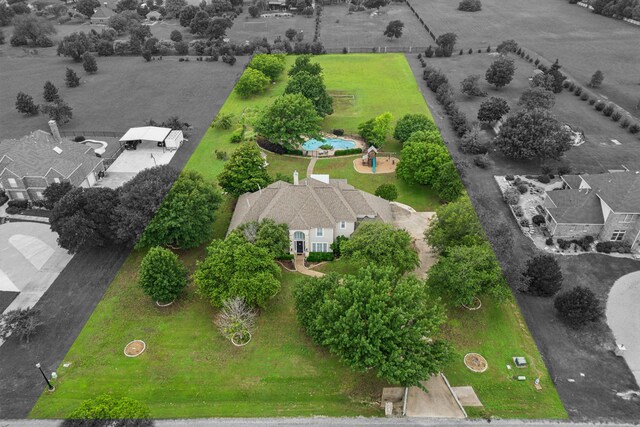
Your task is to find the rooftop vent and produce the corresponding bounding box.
[53,146,63,154]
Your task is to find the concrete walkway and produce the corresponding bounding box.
[606,270,640,386]
[307,157,318,176]
[294,254,324,277]
[405,375,466,418]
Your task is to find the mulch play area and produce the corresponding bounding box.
[353,156,399,174]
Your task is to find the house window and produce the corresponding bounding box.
[8,178,17,188]
[621,214,634,223]
[611,230,626,241]
[53,178,61,184]
[316,228,323,237]
[340,221,346,229]
[293,231,304,240]
[312,243,328,252]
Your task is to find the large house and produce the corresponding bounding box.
[228,172,393,254]
[90,6,114,25]
[543,172,640,250]
[0,122,104,202]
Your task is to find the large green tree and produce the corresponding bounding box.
[288,54,322,77]
[247,53,286,81]
[194,232,281,308]
[494,108,573,160]
[341,222,419,275]
[254,93,322,150]
[237,218,290,258]
[293,266,451,386]
[424,196,485,254]
[477,96,509,124]
[522,254,563,297]
[426,243,508,307]
[76,0,100,17]
[217,143,272,197]
[138,246,188,304]
[518,87,555,110]
[393,113,437,143]
[234,67,270,98]
[11,15,55,46]
[485,55,516,89]
[284,71,333,117]
[136,170,222,249]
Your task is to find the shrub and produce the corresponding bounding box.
[580,93,589,101]
[520,218,530,227]
[0,307,43,343]
[334,148,363,156]
[512,205,523,217]
[229,128,243,143]
[588,98,596,105]
[532,214,545,225]
[306,252,334,262]
[517,183,529,194]
[568,82,575,92]
[522,254,563,297]
[557,163,572,175]
[458,0,482,12]
[558,238,571,250]
[332,128,344,136]
[460,126,488,154]
[8,199,29,209]
[594,101,606,111]
[534,59,540,65]
[139,246,188,304]
[330,235,348,258]
[505,175,515,181]
[546,237,554,246]
[620,118,630,128]
[554,287,603,328]
[375,183,398,201]
[468,48,473,54]
[473,154,493,169]
[66,395,151,420]
[629,123,640,134]
[562,80,571,89]
[503,187,520,205]
[611,111,622,122]
[537,174,551,184]
[574,87,582,96]
[602,104,614,116]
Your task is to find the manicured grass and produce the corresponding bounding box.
[186,54,438,210]
[316,259,566,419]
[442,297,567,419]
[313,156,441,212]
[30,241,386,419]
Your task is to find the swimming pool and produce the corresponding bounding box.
[302,137,356,151]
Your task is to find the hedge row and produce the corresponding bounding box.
[306,252,334,262]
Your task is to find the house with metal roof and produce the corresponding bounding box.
[228,172,393,255]
[0,126,104,202]
[542,172,640,250]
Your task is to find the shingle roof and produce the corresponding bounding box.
[545,189,605,224]
[0,130,102,185]
[581,172,640,213]
[561,174,583,189]
[228,177,393,233]
[91,6,114,19]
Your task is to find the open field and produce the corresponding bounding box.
[186,53,437,210]
[317,259,566,419]
[227,12,317,46]
[0,53,248,140]
[404,54,640,422]
[408,0,640,117]
[319,3,429,49]
[418,53,640,175]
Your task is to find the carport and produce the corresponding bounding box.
[119,126,183,151]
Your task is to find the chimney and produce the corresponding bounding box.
[293,170,299,185]
[48,120,61,142]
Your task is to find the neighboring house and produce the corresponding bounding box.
[228,172,393,254]
[90,6,114,24]
[0,122,104,202]
[146,10,162,20]
[543,172,640,250]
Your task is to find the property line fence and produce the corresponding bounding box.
[405,0,437,41]
[325,46,431,54]
[59,130,125,138]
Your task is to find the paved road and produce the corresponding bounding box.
[607,270,640,386]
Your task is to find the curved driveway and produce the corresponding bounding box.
[606,270,640,387]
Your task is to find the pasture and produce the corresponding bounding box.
[408,0,640,117]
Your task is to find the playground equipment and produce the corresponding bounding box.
[361,146,379,173]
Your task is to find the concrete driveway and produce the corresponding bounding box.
[0,222,72,316]
[606,270,640,386]
[391,203,436,279]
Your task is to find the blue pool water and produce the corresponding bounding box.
[302,138,356,151]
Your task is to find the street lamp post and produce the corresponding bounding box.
[35,363,55,392]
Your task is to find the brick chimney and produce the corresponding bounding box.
[48,120,61,142]
[293,170,299,185]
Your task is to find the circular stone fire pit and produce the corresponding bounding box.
[464,353,488,373]
[124,340,146,357]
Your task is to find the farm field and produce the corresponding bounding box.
[319,3,429,50]
[226,11,316,46]
[408,0,640,117]
[0,53,247,140]
[185,53,438,210]
[317,259,566,419]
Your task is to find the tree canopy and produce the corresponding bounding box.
[288,54,322,77]
[65,394,151,422]
[426,243,508,307]
[136,170,222,249]
[237,218,290,258]
[235,67,271,97]
[460,74,487,97]
[341,222,419,275]
[358,112,393,148]
[217,143,272,197]
[485,55,516,88]
[384,20,404,39]
[518,87,555,110]
[284,71,333,117]
[393,113,437,143]
[522,254,563,297]
[194,232,281,308]
[477,96,509,124]
[494,108,573,160]
[554,286,603,327]
[43,181,73,210]
[11,15,55,46]
[247,53,286,81]
[50,187,119,253]
[139,246,188,304]
[424,196,486,254]
[293,266,451,386]
[254,93,322,150]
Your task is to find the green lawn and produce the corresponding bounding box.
[185,54,436,210]
[317,259,566,419]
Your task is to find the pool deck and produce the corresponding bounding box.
[301,133,366,157]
